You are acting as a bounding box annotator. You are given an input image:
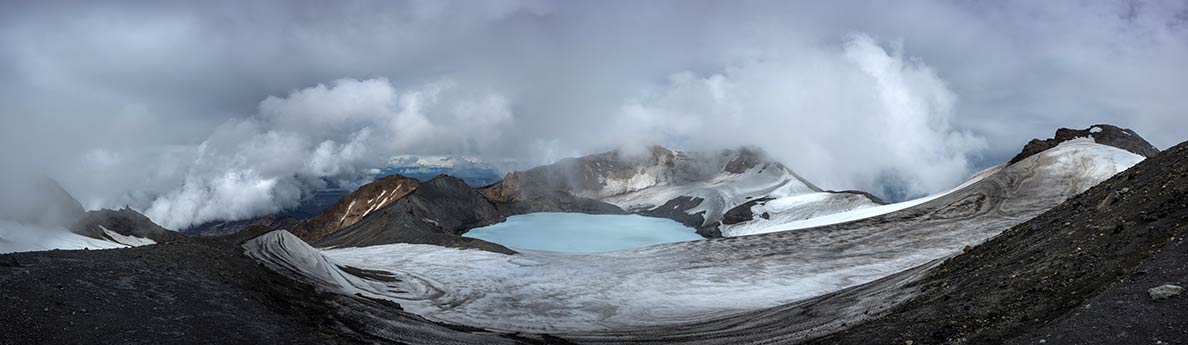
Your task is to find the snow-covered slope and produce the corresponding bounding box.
[0,220,127,254]
[596,157,834,227]
[251,140,1144,333]
[723,163,1004,236]
[718,191,889,237]
[723,138,1143,237]
[0,179,166,253]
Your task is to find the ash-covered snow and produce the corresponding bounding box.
[725,163,1005,236]
[718,192,881,237]
[598,162,822,228]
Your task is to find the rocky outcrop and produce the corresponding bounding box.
[480,145,683,199]
[1009,124,1160,164]
[637,196,719,237]
[1148,284,1183,301]
[71,207,184,243]
[825,190,886,205]
[183,215,300,237]
[721,197,775,225]
[314,176,514,254]
[479,172,627,216]
[723,147,764,174]
[290,174,420,242]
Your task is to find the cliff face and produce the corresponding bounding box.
[1009,124,1160,164]
[290,174,420,242]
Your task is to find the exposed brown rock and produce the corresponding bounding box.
[477,172,525,203]
[313,175,515,254]
[290,174,420,242]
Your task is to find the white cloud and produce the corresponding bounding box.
[141,78,515,229]
[3,1,1186,225]
[613,33,985,199]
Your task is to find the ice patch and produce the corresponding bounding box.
[100,225,156,246]
[339,200,357,223]
[729,164,999,236]
[0,220,126,254]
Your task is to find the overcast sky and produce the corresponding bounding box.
[2,1,1187,228]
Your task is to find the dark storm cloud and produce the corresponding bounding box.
[2,0,1186,227]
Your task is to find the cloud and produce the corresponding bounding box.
[1,1,1187,225]
[141,78,514,229]
[610,33,985,199]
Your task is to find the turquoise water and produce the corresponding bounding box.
[463,212,704,253]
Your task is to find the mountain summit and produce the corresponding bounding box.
[1010,124,1159,164]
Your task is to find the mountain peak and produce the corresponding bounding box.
[1009,124,1160,164]
[289,173,420,242]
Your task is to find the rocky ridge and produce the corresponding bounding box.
[291,174,421,242]
[71,207,184,244]
[1010,124,1160,164]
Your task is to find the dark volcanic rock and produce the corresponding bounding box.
[824,190,887,205]
[314,175,515,254]
[721,197,774,225]
[291,174,420,242]
[490,190,627,216]
[479,172,628,215]
[812,140,1188,345]
[1009,124,1160,164]
[637,196,718,237]
[70,207,184,243]
[184,214,300,237]
[723,147,764,174]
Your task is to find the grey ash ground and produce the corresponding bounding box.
[0,229,362,345]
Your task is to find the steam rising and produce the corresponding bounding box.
[615,34,985,199]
